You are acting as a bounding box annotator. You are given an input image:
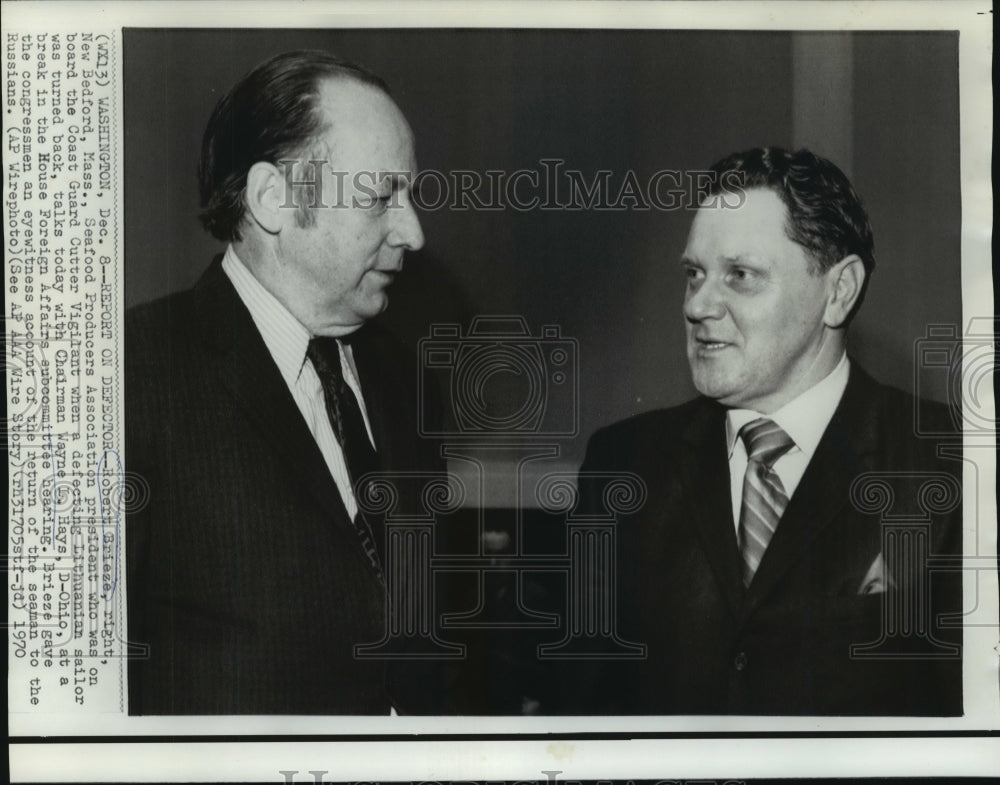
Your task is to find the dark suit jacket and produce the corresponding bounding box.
[126,258,444,715]
[556,363,962,715]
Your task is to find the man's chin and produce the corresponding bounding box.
[690,369,741,405]
[695,381,772,412]
[312,298,388,335]
[355,293,390,321]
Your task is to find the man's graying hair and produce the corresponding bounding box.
[198,50,391,242]
[704,146,875,321]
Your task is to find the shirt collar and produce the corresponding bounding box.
[726,352,850,458]
[221,245,312,387]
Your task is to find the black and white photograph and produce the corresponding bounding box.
[122,26,969,717]
[5,1,996,782]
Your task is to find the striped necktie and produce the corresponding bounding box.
[306,336,384,579]
[737,417,795,587]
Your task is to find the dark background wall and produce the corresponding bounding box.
[124,29,961,481]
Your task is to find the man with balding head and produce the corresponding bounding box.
[126,51,440,714]
[562,148,962,715]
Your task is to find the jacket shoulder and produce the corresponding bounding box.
[878,381,955,435]
[125,288,200,352]
[853,364,956,439]
[842,365,961,480]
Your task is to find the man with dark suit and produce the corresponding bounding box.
[561,147,962,715]
[126,51,443,714]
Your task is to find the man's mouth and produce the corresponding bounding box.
[694,337,731,352]
[371,269,399,284]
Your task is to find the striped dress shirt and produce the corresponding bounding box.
[221,245,375,521]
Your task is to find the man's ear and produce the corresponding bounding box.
[823,254,866,329]
[244,161,287,235]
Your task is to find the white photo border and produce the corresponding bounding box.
[5,0,996,781]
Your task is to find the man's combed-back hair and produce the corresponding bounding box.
[198,50,390,242]
[704,146,875,319]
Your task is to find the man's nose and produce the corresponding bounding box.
[684,277,726,322]
[390,198,425,251]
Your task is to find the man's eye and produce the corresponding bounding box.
[360,193,392,209]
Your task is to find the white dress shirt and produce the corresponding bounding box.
[725,352,850,532]
[222,246,375,521]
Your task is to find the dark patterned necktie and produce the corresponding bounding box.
[306,336,383,577]
[737,417,795,587]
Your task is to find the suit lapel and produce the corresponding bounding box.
[193,258,350,523]
[677,399,745,618]
[740,364,881,615]
[349,326,396,467]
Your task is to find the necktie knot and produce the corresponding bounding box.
[737,417,793,588]
[739,417,794,469]
[306,336,345,389]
